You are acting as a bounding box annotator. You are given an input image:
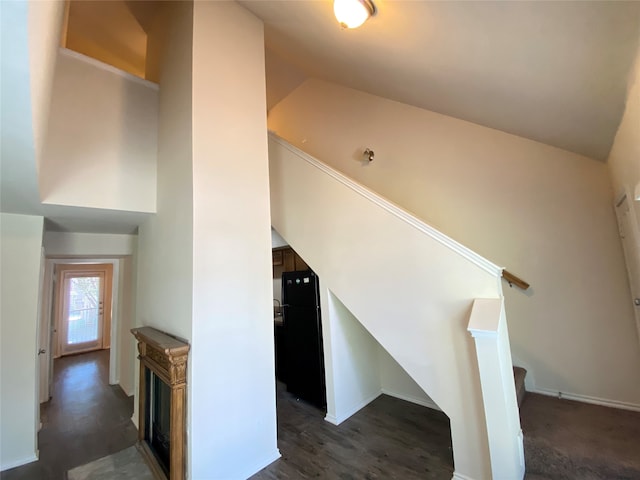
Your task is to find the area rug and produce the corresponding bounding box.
[67,446,154,480]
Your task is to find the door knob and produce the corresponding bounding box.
[38,349,46,355]
[635,298,640,306]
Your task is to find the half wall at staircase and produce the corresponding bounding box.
[269,134,523,479]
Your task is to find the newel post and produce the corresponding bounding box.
[468,298,525,480]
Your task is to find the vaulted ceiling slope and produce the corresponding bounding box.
[241,1,640,161]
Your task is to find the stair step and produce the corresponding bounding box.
[514,366,527,407]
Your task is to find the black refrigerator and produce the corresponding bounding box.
[282,270,326,409]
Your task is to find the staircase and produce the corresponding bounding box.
[269,133,525,480]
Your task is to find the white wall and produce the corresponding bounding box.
[189,3,278,478]
[117,255,135,395]
[322,290,383,425]
[28,0,64,175]
[271,228,287,301]
[271,227,287,248]
[0,214,44,470]
[40,48,157,213]
[44,231,136,257]
[320,289,439,422]
[136,0,193,343]
[608,36,640,224]
[379,347,439,410]
[1,0,42,213]
[265,48,306,112]
[269,135,514,479]
[268,79,640,409]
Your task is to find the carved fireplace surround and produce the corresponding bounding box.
[132,327,190,480]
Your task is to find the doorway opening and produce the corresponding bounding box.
[57,265,112,356]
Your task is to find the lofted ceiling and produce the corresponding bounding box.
[64,0,160,81]
[3,1,639,235]
[241,0,640,161]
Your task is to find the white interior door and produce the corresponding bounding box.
[615,192,640,339]
[60,271,105,355]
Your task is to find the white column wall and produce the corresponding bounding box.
[134,0,194,442]
[189,3,278,478]
[135,0,194,342]
[0,214,44,470]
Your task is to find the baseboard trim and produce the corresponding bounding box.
[325,390,382,425]
[1,454,38,472]
[531,387,640,412]
[452,472,477,480]
[381,388,441,411]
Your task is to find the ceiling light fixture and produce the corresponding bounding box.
[333,0,376,29]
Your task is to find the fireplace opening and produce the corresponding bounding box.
[145,370,172,476]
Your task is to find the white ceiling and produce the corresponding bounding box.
[241,0,640,161]
[3,1,638,235]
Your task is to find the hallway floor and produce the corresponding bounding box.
[1,350,137,480]
[3,354,640,479]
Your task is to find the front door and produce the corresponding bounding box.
[60,271,105,356]
[615,191,640,339]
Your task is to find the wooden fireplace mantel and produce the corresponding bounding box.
[132,327,190,480]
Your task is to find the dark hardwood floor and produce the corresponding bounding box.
[1,350,137,480]
[4,351,640,480]
[252,384,640,480]
[251,382,454,479]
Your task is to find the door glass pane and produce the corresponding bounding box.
[66,276,100,345]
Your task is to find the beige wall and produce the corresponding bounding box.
[265,49,306,112]
[268,79,640,408]
[0,214,44,470]
[608,36,640,225]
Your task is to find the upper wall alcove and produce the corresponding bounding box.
[62,0,163,82]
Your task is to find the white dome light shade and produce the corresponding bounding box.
[333,0,376,29]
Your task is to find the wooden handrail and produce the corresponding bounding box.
[502,270,530,290]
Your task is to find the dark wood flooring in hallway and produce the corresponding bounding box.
[3,350,640,480]
[1,350,137,480]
